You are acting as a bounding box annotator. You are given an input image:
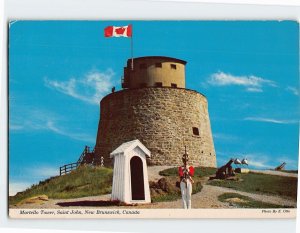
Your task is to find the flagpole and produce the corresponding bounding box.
[130,26,133,70]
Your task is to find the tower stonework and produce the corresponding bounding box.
[94,56,216,167]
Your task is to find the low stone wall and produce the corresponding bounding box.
[95,87,216,167]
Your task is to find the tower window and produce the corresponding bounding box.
[192,127,199,136]
[170,64,177,69]
[155,82,163,87]
[139,63,147,69]
[171,83,177,88]
[155,63,162,68]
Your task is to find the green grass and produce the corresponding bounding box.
[159,166,217,177]
[209,173,298,200]
[218,193,292,208]
[10,165,206,205]
[151,192,181,202]
[9,166,113,205]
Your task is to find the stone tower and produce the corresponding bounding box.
[94,56,216,167]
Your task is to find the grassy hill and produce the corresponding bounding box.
[9,166,113,206]
[10,166,212,206]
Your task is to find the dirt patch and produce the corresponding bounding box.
[16,195,49,206]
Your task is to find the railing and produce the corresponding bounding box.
[77,146,90,164]
[59,146,95,176]
[59,162,79,176]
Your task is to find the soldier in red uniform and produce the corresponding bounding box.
[178,149,194,209]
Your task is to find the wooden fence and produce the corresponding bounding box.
[59,162,79,176]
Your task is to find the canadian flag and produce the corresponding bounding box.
[104,25,132,37]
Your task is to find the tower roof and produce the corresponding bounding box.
[127,56,187,66]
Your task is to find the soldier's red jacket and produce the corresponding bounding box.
[178,166,195,177]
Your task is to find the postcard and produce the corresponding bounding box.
[8,20,299,218]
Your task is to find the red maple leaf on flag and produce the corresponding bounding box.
[115,27,126,35]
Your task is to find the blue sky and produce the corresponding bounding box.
[9,21,299,195]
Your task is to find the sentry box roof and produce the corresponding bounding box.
[110,139,151,158]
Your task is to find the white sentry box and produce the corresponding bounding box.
[110,139,151,204]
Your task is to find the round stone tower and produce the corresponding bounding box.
[94,56,216,167]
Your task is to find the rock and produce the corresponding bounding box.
[149,178,179,199]
[17,195,49,206]
[158,178,168,191]
[155,189,164,195]
[150,188,157,197]
[149,181,157,188]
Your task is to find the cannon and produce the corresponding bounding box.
[215,159,235,179]
[275,162,286,171]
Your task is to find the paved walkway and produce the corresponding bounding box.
[147,166,173,181]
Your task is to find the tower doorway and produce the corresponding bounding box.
[130,156,145,200]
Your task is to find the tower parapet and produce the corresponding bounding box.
[122,56,186,89]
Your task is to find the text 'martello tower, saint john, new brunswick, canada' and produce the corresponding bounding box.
[94,56,217,167]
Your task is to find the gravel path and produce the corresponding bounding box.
[147,166,173,181]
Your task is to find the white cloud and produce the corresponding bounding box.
[213,133,239,142]
[237,153,274,169]
[10,165,59,196]
[44,69,115,105]
[246,87,263,93]
[9,182,31,196]
[247,160,271,169]
[276,157,299,170]
[9,124,24,130]
[207,71,277,92]
[244,117,298,124]
[245,154,299,170]
[10,108,94,143]
[46,120,94,143]
[10,108,58,131]
[29,165,59,178]
[286,86,299,96]
[216,152,276,170]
